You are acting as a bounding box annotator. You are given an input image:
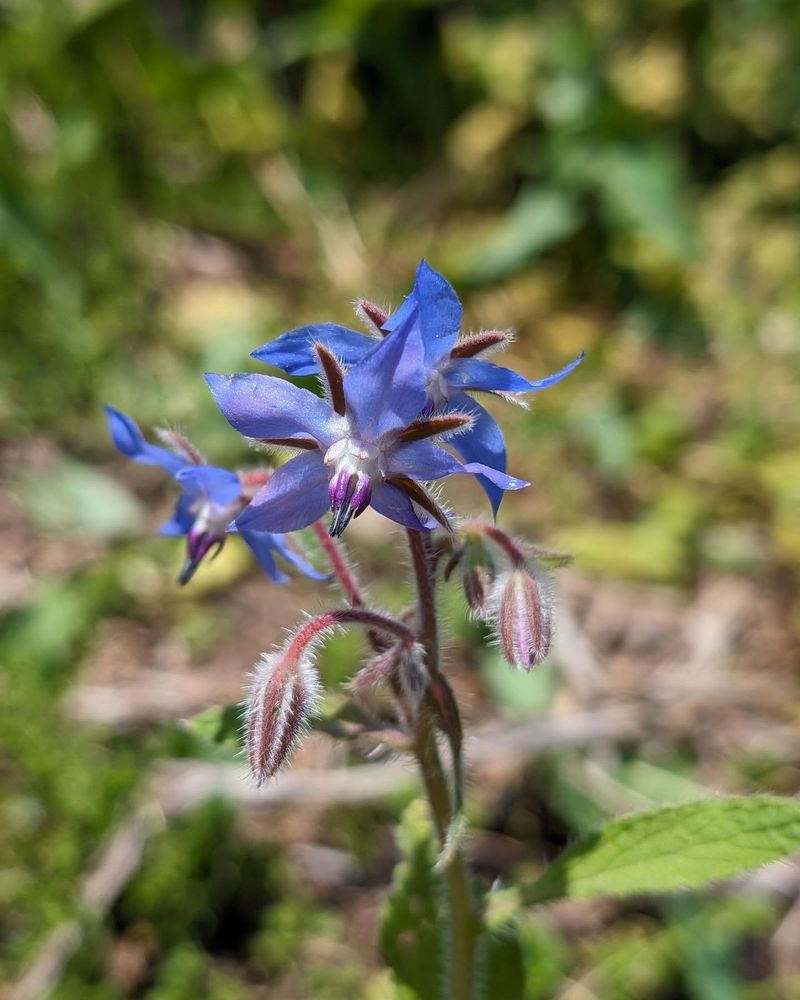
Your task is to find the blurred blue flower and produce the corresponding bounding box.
[251,260,583,514]
[205,306,527,538]
[106,406,325,584]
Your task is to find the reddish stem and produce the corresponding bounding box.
[312,521,363,606]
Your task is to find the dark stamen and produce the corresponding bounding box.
[357,299,389,335]
[315,343,347,415]
[450,331,510,359]
[387,477,451,531]
[396,414,472,444]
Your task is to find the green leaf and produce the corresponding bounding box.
[181,704,244,759]
[481,650,557,718]
[592,142,697,260]
[380,800,444,1000]
[479,890,525,1000]
[454,189,581,285]
[523,796,800,904]
[18,460,144,540]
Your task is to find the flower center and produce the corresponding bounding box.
[323,437,382,537]
[425,365,452,408]
[181,497,244,584]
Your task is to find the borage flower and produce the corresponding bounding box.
[106,406,324,584]
[251,260,583,513]
[205,308,527,538]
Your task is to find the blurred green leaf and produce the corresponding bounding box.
[182,704,243,758]
[380,800,443,1000]
[18,460,143,539]
[454,189,581,285]
[592,143,696,259]
[523,796,800,904]
[481,650,557,717]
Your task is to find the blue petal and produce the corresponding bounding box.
[106,405,188,476]
[344,308,426,441]
[387,441,466,480]
[158,494,195,536]
[271,534,329,580]
[446,351,585,394]
[205,373,339,448]
[238,530,289,583]
[235,451,330,533]
[369,481,438,531]
[251,323,373,375]
[176,466,242,506]
[384,260,462,367]
[386,440,527,492]
[446,395,507,516]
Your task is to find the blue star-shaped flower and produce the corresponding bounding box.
[106,406,325,584]
[251,260,583,514]
[205,304,528,538]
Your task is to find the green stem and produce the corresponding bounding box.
[406,529,481,1000]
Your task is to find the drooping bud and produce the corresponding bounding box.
[349,646,403,693]
[492,567,553,670]
[447,528,498,618]
[463,562,492,618]
[396,644,429,711]
[246,636,323,785]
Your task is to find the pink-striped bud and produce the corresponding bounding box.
[492,567,553,671]
[246,635,323,785]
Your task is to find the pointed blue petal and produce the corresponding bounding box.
[251,323,373,375]
[386,440,527,492]
[235,452,330,533]
[386,441,465,480]
[384,260,462,366]
[159,494,195,536]
[271,534,329,580]
[369,481,438,531]
[106,405,188,475]
[238,530,289,583]
[446,351,585,394]
[446,395,507,516]
[344,308,427,441]
[205,373,339,447]
[176,466,242,506]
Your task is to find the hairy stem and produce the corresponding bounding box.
[312,521,364,605]
[406,529,480,1000]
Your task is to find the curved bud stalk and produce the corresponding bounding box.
[491,566,554,670]
[247,608,417,783]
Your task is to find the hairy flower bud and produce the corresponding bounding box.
[349,646,403,693]
[463,563,492,618]
[246,638,323,785]
[492,567,553,670]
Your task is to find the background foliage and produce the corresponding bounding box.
[3,0,800,996]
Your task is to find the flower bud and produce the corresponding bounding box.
[463,563,492,618]
[246,640,322,785]
[493,567,553,670]
[349,647,402,693]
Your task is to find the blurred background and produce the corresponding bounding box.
[3,0,800,996]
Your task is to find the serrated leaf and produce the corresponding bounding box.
[380,800,444,1000]
[523,796,800,904]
